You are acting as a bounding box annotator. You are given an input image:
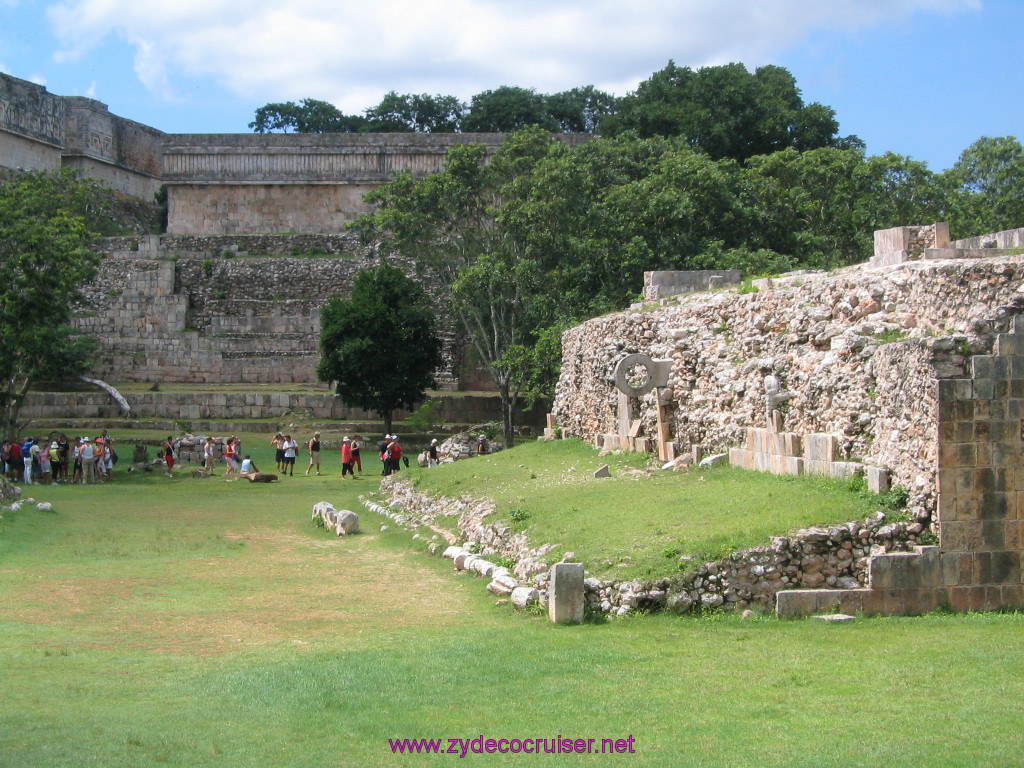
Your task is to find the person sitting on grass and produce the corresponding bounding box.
[240,454,258,477]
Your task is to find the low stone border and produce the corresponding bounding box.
[370,477,926,617]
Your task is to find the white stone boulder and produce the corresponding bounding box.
[511,586,540,609]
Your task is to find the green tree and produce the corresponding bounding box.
[316,263,442,435]
[462,86,554,132]
[355,128,558,446]
[544,86,618,133]
[603,61,853,161]
[499,135,742,313]
[942,136,1024,238]
[249,99,368,133]
[364,91,466,132]
[0,171,102,438]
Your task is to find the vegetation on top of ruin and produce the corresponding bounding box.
[406,438,891,580]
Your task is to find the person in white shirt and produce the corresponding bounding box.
[282,435,297,476]
[81,438,96,484]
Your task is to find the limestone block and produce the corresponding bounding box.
[775,589,843,618]
[830,462,863,479]
[785,457,805,476]
[312,501,335,523]
[868,551,924,590]
[804,434,836,464]
[548,563,585,624]
[510,586,539,609]
[594,464,611,478]
[333,509,360,536]
[487,573,518,596]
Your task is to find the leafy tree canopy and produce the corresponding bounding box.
[0,171,101,437]
[249,98,369,133]
[353,127,561,445]
[316,263,442,434]
[941,136,1024,237]
[364,91,466,132]
[603,61,859,161]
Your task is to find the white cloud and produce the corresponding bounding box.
[45,0,981,110]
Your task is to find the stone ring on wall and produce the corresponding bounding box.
[612,353,671,397]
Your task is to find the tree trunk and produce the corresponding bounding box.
[383,411,393,436]
[2,380,29,440]
[498,381,514,448]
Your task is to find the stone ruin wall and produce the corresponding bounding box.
[553,257,1024,517]
[0,73,164,200]
[73,233,473,389]
[554,251,1024,614]
[2,71,590,237]
[159,132,533,235]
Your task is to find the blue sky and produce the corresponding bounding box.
[0,0,1019,171]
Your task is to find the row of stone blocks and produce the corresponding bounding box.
[777,545,1024,616]
[596,434,654,453]
[728,428,890,490]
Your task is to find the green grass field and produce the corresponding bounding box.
[3,438,1024,767]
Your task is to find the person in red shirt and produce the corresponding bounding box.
[340,436,355,479]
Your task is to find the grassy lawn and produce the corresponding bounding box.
[404,439,897,579]
[3,438,1024,766]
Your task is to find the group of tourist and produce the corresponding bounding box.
[2,432,118,485]
[2,428,476,486]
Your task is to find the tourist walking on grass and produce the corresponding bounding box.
[305,432,322,476]
[387,435,403,474]
[428,438,439,467]
[282,434,297,476]
[163,436,176,478]
[351,435,362,473]
[224,437,238,477]
[340,436,355,479]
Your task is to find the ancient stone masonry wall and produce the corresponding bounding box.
[0,73,64,148]
[19,390,517,427]
[0,74,163,199]
[74,235,468,388]
[954,226,1024,251]
[553,258,1024,519]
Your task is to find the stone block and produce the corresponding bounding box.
[882,589,907,616]
[753,451,771,472]
[803,433,836,464]
[830,462,863,479]
[548,563,585,624]
[991,331,1024,356]
[785,457,805,476]
[729,448,753,470]
[775,589,843,618]
[941,552,962,586]
[866,466,890,494]
[860,588,885,616]
[917,546,942,588]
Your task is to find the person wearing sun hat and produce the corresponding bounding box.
[340,436,355,479]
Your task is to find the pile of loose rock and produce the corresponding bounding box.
[173,434,229,463]
[418,427,505,466]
